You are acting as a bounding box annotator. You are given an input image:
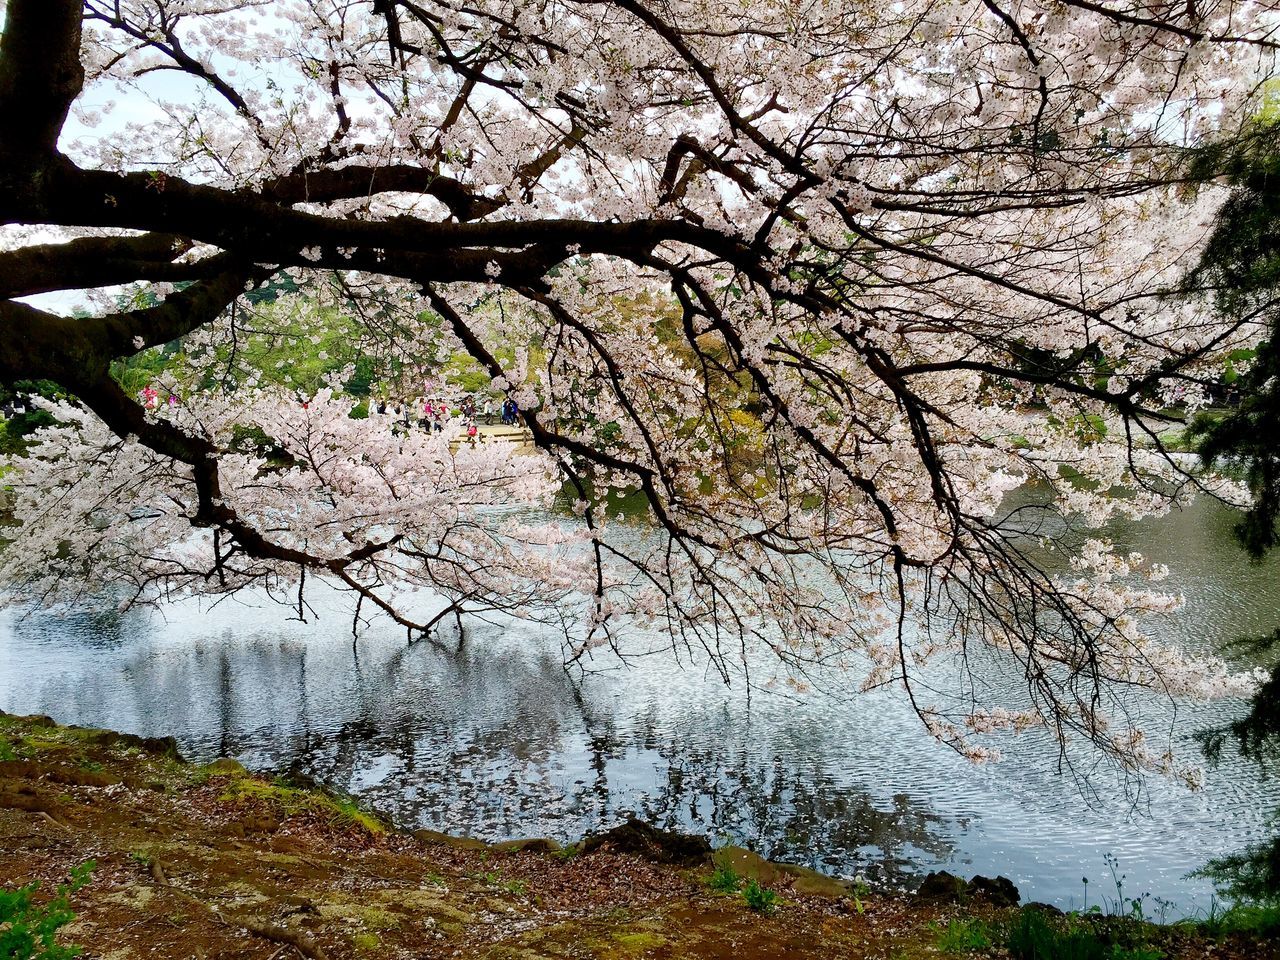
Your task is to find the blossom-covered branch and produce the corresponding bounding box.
[0,0,1276,771]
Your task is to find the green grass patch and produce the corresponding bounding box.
[1004,909,1164,960]
[933,917,995,953]
[1189,900,1280,939]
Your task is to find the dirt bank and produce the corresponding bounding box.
[0,711,1272,960]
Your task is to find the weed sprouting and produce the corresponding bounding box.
[741,878,780,914]
[472,870,527,896]
[707,863,742,894]
[850,875,871,915]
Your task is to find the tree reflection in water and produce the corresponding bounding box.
[6,613,952,883]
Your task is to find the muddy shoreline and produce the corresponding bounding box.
[0,710,1274,959]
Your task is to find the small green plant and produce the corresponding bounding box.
[707,863,742,894]
[741,878,780,914]
[0,734,17,761]
[127,850,152,868]
[849,875,871,915]
[933,917,994,953]
[472,869,526,895]
[0,861,94,960]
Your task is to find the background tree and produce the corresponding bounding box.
[1189,119,1280,902]
[0,0,1277,774]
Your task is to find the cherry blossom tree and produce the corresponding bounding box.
[1,0,1277,771]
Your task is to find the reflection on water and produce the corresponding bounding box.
[1,495,1277,912]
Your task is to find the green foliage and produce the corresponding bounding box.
[343,355,376,397]
[0,861,94,960]
[1183,120,1280,905]
[740,878,779,914]
[1200,629,1280,772]
[0,380,62,456]
[1189,899,1280,938]
[110,344,177,398]
[227,424,296,470]
[1196,835,1280,906]
[1186,123,1280,561]
[706,864,742,894]
[193,301,369,397]
[104,295,513,413]
[849,875,871,915]
[933,917,994,953]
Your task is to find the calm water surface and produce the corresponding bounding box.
[1,496,1277,914]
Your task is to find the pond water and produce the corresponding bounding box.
[1,495,1277,914]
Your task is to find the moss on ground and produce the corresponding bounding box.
[219,775,385,834]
